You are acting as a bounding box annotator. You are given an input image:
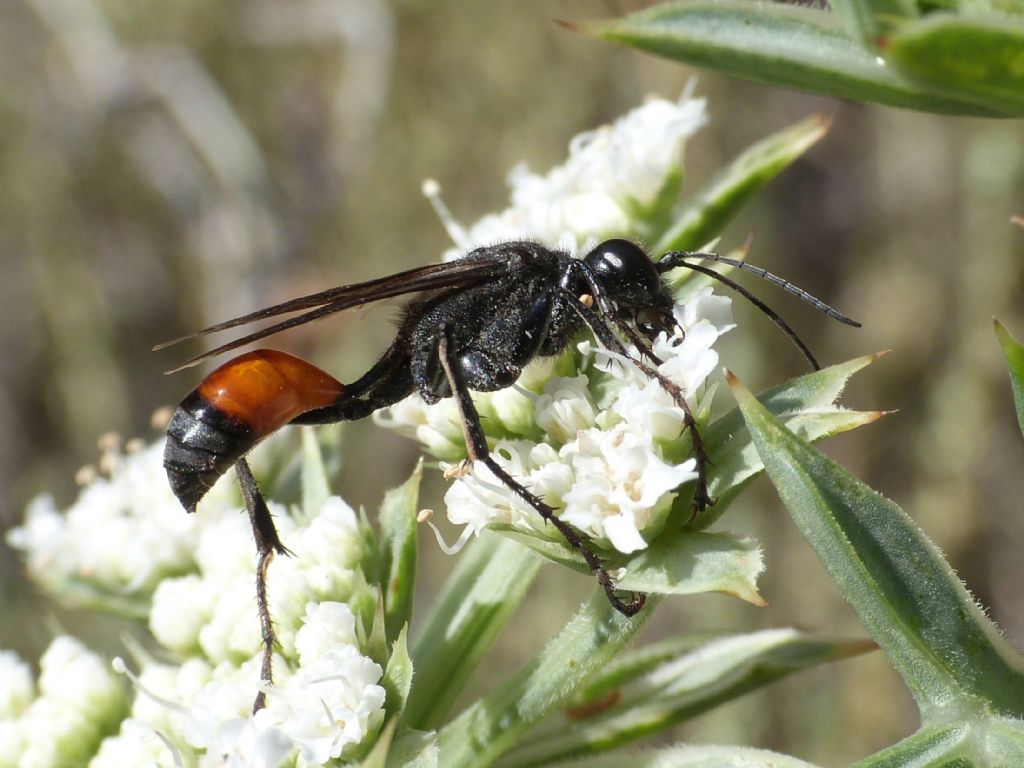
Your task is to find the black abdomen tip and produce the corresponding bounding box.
[163,392,254,512]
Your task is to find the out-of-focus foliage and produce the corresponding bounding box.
[1,1,1022,765]
[588,0,1024,116]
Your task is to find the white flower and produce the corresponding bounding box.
[0,721,24,768]
[179,661,264,749]
[435,91,707,256]
[0,637,129,768]
[198,715,292,768]
[264,645,385,764]
[559,426,696,554]
[292,497,362,572]
[39,637,125,714]
[654,288,736,398]
[150,574,214,654]
[373,395,467,462]
[129,657,213,738]
[0,650,34,718]
[88,719,181,768]
[6,440,237,600]
[443,441,570,539]
[293,602,359,666]
[535,375,597,445]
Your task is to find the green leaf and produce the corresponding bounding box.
[499,629,874,766]
[688,352,886,529]
[584,1,1007,116]
[379,462,422,646]
[982,717,1024,763]
[300,426,331,519]
[829,0,918,48]
[885,13,1024,116]
[614,531,764,605]
[852,723,972,767]
[496,527,764,605]
[629,167,684,245]
[730,373,1024,716]
[360,719,397,768]
[655,113,832,257]
[385,730,439,768]
[382,626,413,723]
[404,534,542,730]
[437,591,655,768]
[532,744,821,768]
[994,319,1024,440]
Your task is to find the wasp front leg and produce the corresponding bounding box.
[558,290,715,514]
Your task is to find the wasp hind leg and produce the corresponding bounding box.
[235,457,288,713]
[432,322,646,617]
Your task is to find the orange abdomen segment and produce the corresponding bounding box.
[198,349,345,437]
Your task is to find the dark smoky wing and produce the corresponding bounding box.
[158,255,511,373]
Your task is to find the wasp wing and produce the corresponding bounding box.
[158,254,512,373]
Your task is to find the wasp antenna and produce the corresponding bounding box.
[669,260,822,371]
[153,335,193,352]
[658,251,861,328]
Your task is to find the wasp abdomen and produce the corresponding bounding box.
[163,349,345,512]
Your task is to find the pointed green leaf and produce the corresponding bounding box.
[533,744,821,768]
[688,353,886,529]
[364,591,390,673]
[379,463,422,646]
[616,531,764,605]
[385,730,439,768]
[885,13,1024,116]
[982,717,1024,763]
[995,319,1024,440]
[852,715,1024,765]
[404,534,542,730]
[629,167,684,245]
[851,723,972,767]
[584,1,1006,116]
[437,591,655,768]
[656,113,831,257]
[500,629,874,766]
[382,626,413,723]
[730,374,1024,715]
[360,719,398,768]
[300,426,331,519]
[496,528,764,605]
[829,0,918,48]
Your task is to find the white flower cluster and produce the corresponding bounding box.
[442,289,734,555]
[96,602,384,767]
[7,437,238,604]
[8,435,386,767]
[0,637,128,768]
[434,88,707,257]
[381,91,735,555]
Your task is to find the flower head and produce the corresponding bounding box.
[380,91,734,556]
[9,430,386,766]
[432,90,707,256]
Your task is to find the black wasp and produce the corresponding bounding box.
[157,238,858,708]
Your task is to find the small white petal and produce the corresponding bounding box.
[0,650,34,718]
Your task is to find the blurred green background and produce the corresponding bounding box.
[0,0,1022,763]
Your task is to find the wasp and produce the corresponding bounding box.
[157,238,858,708]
